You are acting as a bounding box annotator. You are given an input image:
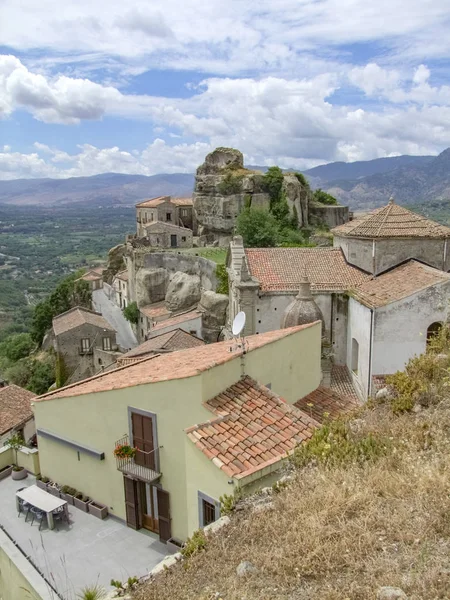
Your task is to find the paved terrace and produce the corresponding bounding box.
[0,476,167,599]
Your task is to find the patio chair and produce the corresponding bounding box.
[52,505,68,530]
[17,498,30,520]
[30,506,45,531]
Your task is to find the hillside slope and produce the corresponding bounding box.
[133,344,450,600]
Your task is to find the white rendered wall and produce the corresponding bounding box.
[254,293,331,336]
[347,297,373,400]
[372,283,450,376]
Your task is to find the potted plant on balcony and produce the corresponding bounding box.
[36,475,50,490]
[88,499,108,519]
[0,464,13,481]
[5,432,27,481]
[113,444,136,459]
[74,492,91,512]
[61,485,77,505]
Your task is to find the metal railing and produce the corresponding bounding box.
[114,435,161,484]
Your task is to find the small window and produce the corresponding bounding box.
[81,338,90,352]
[166,212,172,221]
[150,213,154,221]
[202,500,216,526]
[427,322,443,346]
[198,491,220,527]
[189,329,197,335]
[181,208,188,217]
[351,338,359,374]
[98,358,103,365]
[182,236,186,242]
[102,337,111,351]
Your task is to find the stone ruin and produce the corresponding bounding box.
[193,147,310,247]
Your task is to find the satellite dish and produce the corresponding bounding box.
[232,311,246,336]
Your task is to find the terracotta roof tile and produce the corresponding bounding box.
[139,302,171,320]
[332,200,450,239]
[330,365,360,403]
[143,221,191,233]
[37,323,319,401]
[117,329,204,365]
[0,385,36,436]
[114,269,129,282]
[245,247,370,292]
[171,197,193,206]
[52,307,115,336]
[151,309,201,332]
[186,376,319,479]
[295,385,360,423]
[352,260,450,308]
[135,196,171,208]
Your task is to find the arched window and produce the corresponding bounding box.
[427,322,443,345]
[351,338,359,374]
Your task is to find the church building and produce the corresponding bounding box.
[227,199,450,401]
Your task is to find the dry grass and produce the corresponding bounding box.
[133,398,450,600]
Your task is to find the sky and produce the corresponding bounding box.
[1,0,450,180]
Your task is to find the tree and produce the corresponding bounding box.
[271,192,291,230]
[236,208,279,247]
[123,301,140,325]
[5,432,25,468]
[263,166,284,208]
[314,189,338,205]
[0,333,34,362]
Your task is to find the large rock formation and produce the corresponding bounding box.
[135,268,169,307]
[198,290,229,343]
[193,147,309,246]
[103,244,126,284]
[165,272,201,312]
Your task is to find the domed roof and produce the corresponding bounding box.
[281,273,325,333]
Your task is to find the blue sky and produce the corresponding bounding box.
[1,0,450,179]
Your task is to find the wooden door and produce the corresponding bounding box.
[157,488,171,543]
[142,484,159,534]
[132,413,155,470]
[124,476,141,530]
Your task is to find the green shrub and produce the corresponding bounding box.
[291,418,389,469]
[215,264,229,295]
[217,172,243,195]
[76,584,105,600]
[294,172,310,189]
[181,530,207,557]
[236,207,279,247]
[123,301,139,325]
[314,189,338,205]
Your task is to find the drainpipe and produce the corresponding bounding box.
[372,239,376,276]
[444,238,448,271]
[367,308,374,399]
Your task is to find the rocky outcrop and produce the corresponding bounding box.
[193,147,310,246]
[103,244,126,284]
[135,268,168,307]
[198,290,229,343]
[165,272,201,312]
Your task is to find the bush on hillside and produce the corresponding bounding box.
[0,333,34,362]
[123,301,140,325]
[314,188,338,205]
[236,208,279,248]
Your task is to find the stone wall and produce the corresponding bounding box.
[309,203,349,229]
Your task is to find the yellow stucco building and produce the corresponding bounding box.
[33,323,321,544]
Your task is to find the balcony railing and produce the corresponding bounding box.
[114,435,161,484]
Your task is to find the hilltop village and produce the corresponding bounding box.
[3,147,450,597]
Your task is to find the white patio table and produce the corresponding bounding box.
[16,485,68,530]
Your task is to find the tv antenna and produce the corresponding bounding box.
[229,312,249,354]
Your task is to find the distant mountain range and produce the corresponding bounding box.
[1,150,450,211]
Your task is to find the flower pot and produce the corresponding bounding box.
[74,497,91,512]
[36,479,47,490]
[11,468,27,481]
[61,492,75,505]
[0,465,12,481]
[47,485,61,497]
[88,501,108,519]
[167,537,183,554]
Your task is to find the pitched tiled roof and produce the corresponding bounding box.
[186,376,319,479]
[330,365,360,403]
[352,260,450,308]
[118,329,204,364]
[332,200,450,239]
[143,221,191,233]
[79,271,102,282]
[151,309,201,332]
[114,269,129,282]
[37,323,319,401]
[135,196,171,208]
[140,302,171,320]
[245,247,370,292]
[171,197,193,206]
[52,307,115,336]
[295,385,360,423]
[0,384,36,436]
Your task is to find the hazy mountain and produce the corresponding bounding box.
[1,150,450,210]
[324,148,450,210]
[0,173,195,206]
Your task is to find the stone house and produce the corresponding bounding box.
[0,384,36,446]
[135,196,196,238]
[143,221,193,249]
[112,269,129,309]
[52,307,121,383]
[34,323,322,543]
[76,267,104,291]
[138,305,202,343]
[227,199,450,401]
